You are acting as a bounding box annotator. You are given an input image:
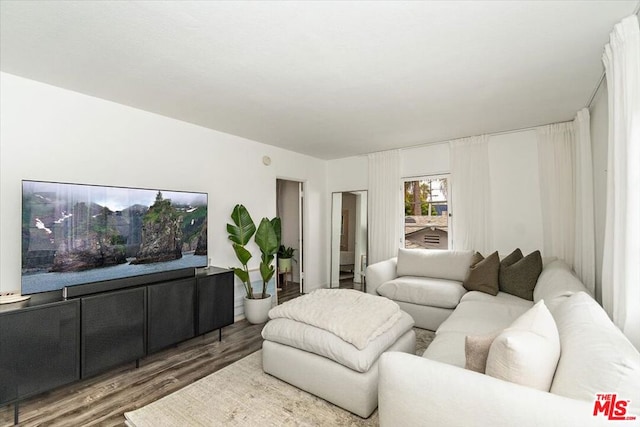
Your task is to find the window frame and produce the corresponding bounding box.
[401,174,451,250]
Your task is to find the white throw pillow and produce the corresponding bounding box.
[485,300,560,391]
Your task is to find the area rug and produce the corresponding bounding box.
[124,328,435,426]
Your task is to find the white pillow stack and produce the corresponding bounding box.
[485,300,560,391]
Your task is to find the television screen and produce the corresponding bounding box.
[21,180,208,295]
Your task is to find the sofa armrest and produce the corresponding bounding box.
[379,352,609,427]
[365,258,397,295]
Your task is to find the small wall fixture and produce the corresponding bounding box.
[262,156,272,166]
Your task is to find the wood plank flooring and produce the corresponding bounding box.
[277,280,365,305]
[0,320,264,427]
[277,281,302,304]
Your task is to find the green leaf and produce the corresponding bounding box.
[262,253,274,265]
[227,204,256,245]
[255,218,279,256]
[271,217,281,248]
[260,262,275,283]
[232,267,249,284]
[233,243,252,265]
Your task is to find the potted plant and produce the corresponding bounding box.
[227,204,280,324]
[277,244,296,273]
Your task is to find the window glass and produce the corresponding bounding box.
[403,176,449,249]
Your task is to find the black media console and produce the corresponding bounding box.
[0,267,234,424]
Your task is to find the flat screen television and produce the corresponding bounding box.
[21,180,208,296]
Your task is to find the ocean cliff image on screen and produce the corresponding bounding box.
[21,181,208,294]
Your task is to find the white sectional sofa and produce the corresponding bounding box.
[377,260,640,426]
[366,248,475,330]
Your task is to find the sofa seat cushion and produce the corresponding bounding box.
[423,294,532,367]
[551,292,640,413]
[378,276,466,309]
[261,310,415,373]
[396,248,475,281]
[437,294,532,336]
[422,331,468,367]
[461,290,534,307]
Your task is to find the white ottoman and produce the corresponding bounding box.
[262,310,415,418]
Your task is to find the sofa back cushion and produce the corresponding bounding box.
[551,292,640,414]
[533,260,589,310]
[396,248,474,282]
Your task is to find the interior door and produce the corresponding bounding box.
[298,182,304,294]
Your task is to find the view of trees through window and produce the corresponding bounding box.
[404,177,449,250]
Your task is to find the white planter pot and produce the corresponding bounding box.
[278,257,292,273]
[244,294,272,324]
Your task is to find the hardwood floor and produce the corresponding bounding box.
[339,279,364,292]
[277,280,366,306]
[277,281,302,304]
[0,320,264,427]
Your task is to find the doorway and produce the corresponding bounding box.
[276,179,304,304]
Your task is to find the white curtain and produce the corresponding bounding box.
[537,122,576,269]
[368,150,401,264]
[573,109,596,293]
[450,135,492,254]
[536,112,596,294]
[601,15,640,349]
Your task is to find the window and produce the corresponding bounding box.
[402,176,449,249]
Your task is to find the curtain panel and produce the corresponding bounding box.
[449,135,492,254]
[536,110,596,295]
[368,150,401,264]
[573,109,596,293]
[536,122,577,269]
[601,15,640,349]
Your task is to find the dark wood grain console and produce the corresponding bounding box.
[0,267,234,424]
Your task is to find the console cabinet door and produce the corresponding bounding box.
[0,300,80,405]
[197,271,234,335]
[147,278,196,353]
[81,287,146,378]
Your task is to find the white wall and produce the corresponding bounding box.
[590,80,608,303]
[401,143,450,178]
[327,156,368,193]
[0,73,328,317]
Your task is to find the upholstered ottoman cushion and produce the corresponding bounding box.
[262,310,414,373]
[263,329,415,418]
[262,289,416,418]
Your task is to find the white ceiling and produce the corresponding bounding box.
[1,1,637,160]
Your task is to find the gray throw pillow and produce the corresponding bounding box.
[465,331,501,373]
[499,249,543,301]
[463,251,499,295]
